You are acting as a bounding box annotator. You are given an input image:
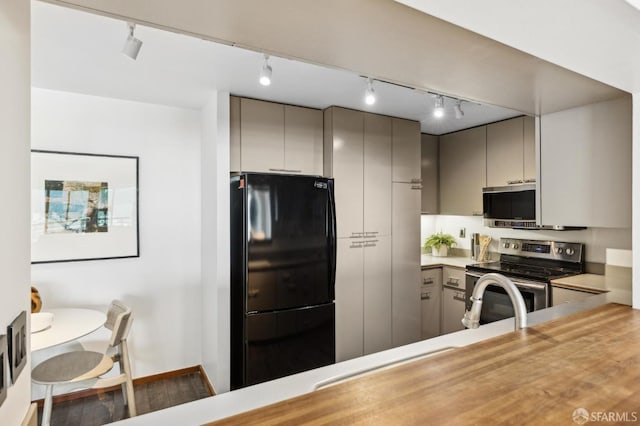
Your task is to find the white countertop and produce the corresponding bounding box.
[551,272,632,293]
[112,289,632,426]
[421,254,474,269]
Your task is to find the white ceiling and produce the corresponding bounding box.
[396,0,640,94]
[31,1,522,135]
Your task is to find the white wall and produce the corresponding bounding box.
[0,0,33,423]
[201,91,231,393]
[421,215,631,264]
[30,88,203,378]
[633,92,639,309]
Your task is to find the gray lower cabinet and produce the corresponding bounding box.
[421,267,442,339]
[441,266,467,334]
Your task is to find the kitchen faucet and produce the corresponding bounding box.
[462,273,528,331]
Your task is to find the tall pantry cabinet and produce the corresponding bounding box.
[324,107,392,361]
[324,107,421,362]
[390,118,422,347]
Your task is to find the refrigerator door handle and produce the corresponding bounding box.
[328,180,337,301]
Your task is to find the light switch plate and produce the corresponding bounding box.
[0,334,7,407]
[8,311,27,384]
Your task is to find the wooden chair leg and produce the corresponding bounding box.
[42,385,54,426]
[120,340,137,416]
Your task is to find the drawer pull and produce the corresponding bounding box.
[453,295,466,302]
[421,292,431,300]
[423,278,434,285]
[507,179,524,185]
[411,185,423,190]
[446,278,460,286]
[269,168,302,173]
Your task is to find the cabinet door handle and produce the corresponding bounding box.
[472,211,483,216]
[349,242,364,249]
[350,232,365,238]
[507,179,524,185]
[421,292,431,300]
[411,185,423,190]
[269,168,303,173]
[524,178,536,183]
[453,294,466,302]
[423,278,434,285]
[364,231,379,235]
[410,178,423,184]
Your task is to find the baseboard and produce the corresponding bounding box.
[32,365,214,407]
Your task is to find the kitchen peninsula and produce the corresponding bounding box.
[114,290,632,425]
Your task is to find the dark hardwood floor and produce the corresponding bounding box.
[38,372,212,425]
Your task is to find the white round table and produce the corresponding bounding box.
[31,308,106,352]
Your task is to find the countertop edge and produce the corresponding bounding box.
[111,290,631,426]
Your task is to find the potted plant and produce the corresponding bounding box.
[423,232,456,257]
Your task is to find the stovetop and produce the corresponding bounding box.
[466,238,585,282]
[466,261,580,282]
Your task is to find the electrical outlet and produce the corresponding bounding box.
[8,311,26,384]
[459,228,466,238]
[0,334,6,407]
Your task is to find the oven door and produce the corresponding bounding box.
[465,272,548,325]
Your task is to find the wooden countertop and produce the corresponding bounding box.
[208,303,640,425]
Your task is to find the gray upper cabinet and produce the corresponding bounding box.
[439,126,486,216]
[392,118,421,183]
[486,116,536,187]
[230,96,241,172]
[240,98,285,173]
[420,134,439,214]
[539,96,631,228]
[230,97,323,175]
[486,117,524,187]
[284,105,323,174]
[523,115,536,183]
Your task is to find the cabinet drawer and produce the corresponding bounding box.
[421,268,442,287]
[442,266,465,289]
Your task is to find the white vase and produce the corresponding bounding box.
[432,246,448,257]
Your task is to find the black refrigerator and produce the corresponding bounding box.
[230,173,336,390]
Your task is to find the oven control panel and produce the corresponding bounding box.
[500,238,583,263]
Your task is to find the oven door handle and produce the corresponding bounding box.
[465,271,548,291]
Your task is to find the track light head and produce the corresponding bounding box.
[433,95,445,118]
[259,54,272,86]
[455,100,464,119]
[122,22,143,60]
[365,78,376,105]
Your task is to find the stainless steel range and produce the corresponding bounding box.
[465,238,585,324]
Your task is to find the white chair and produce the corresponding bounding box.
[32,300,136,426]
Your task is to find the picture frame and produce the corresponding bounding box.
[31,150,139,263]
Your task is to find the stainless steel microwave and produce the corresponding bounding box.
[482,184,537,229]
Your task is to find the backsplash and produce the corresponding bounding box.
[421,215,631,264]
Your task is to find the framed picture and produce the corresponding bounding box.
[31,150,139,263]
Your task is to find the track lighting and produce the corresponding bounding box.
[455,100,464,119]
[433,95,445,118]
[259,54,272,86]
[122,22,143,60]
[364,78,376,105]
